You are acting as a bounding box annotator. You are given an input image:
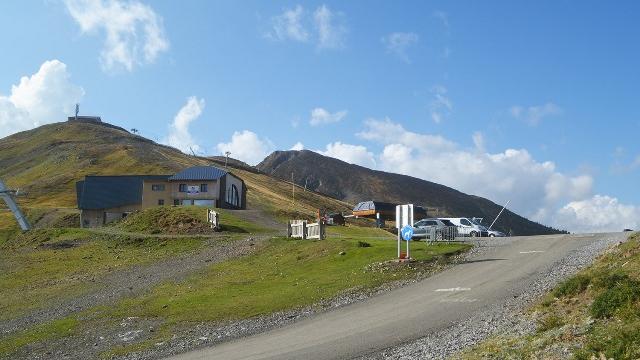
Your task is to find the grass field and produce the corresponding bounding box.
[0,228,208,321]
[95,227,468,356]
[0,225,470,358]
[459,232,640,359]
[112,206,270,235]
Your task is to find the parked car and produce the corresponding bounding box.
[440,217,489,237]
[487,229,506,237]
[412,218,457,240]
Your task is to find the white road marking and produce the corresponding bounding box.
[434,287,471,292]
[439,298,478,303]
[519,250,545,254]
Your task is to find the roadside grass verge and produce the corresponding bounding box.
[0,228,206,321]
[94,227,469,355]
[112,206,268,235]
[0,317,79,358]
[458,232,640,359]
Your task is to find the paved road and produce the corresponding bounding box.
[169,232,625,360]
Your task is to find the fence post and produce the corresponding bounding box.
[319,221,325,240]
[302,220,308,240]
[287,221,292,238]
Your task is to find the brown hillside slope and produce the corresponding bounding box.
[0,121,350,219]
[257,150,562,235]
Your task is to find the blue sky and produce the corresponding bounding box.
[0,0,639,232]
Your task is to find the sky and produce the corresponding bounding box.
[1,0,639,233]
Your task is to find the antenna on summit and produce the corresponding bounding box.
[75,103,79,121]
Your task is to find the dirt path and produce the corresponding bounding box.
[0,234,270,337]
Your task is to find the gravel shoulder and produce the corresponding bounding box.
[359,233,627,360]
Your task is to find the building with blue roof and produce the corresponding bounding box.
[76,166,246,227]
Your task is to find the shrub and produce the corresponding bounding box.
[536,314,565,333]
[357,241,372,248]
[577,322,640,360]
[553,274,591,298]
[590,277,640,319]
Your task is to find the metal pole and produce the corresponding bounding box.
[489,200,510,230]
[0,180,31,231]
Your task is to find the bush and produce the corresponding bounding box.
[576,322,640,360]
[357,241,372,248]
[553,274,591,298]
[536,314,565,333]
[590,277,640,319]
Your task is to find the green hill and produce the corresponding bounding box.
[0,120,351,220]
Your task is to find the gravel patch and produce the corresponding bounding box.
[0,236,268,337]
[358,233,625,360]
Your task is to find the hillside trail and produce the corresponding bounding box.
[0,208,284,337]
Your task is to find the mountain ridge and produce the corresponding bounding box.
[257,150,563,235]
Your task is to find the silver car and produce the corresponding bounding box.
[413,218,457,240]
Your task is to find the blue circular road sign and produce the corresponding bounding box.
[401,225,414,241]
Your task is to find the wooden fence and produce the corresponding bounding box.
[287,220,325,240]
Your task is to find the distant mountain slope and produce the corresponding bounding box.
[0,121,351,219]
[257,150,562,235]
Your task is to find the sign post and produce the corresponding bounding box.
[395,204,414,260]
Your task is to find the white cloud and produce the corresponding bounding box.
[314,5,347,49]
[433,11,450,32]
[309,107,347,126]
[0,60,84,139]
[317,142,376,168]
[554,195,640,233]
[291,142,304,151]
[356,118,599,231]
[510,102,562,126]
[64,0,169,72]
[164,97,205,154]
[216,130,274,166]
[382,32,419,63]
[429,85,452,123]
[266,5,308,42]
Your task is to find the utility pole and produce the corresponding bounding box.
[0,179,31,231]
[291,172,295,204]
[224,151,231,169]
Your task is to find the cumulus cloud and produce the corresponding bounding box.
[64,0,169,72]
[356,118,597,230]
[510,102,562,126]
[291,142,304,151]
[266,5,308,42]
[309,107,347,126]
[554,195,640,233]
[382,32,419,63]
[0,60,84,138]
[429,85,452,123]
[317,142,376,168]
[314,5,347,49]
[216,130,274,166]
[164,97,205,154]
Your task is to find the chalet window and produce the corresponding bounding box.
[151,184,165,191]
[200,184,208,192]
[179,184,187,192]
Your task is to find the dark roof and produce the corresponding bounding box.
[353,201,397,212]
[168,166,227,181]
[76,175,169,210]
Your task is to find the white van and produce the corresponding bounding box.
[440,217,489,237]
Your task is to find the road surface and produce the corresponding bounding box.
[168,232,625,360]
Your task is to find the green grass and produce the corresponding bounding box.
[108,233,467,323]
[0,317,79,357]
[459,233,640,360]
[112,206,268,235]
[0,228,206,321]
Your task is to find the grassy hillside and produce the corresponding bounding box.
[258,150,564,236]
[460,232,640,359]
[0,121,351,218]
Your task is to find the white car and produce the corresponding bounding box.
[487,229,506,237]
[440,217,489,237]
